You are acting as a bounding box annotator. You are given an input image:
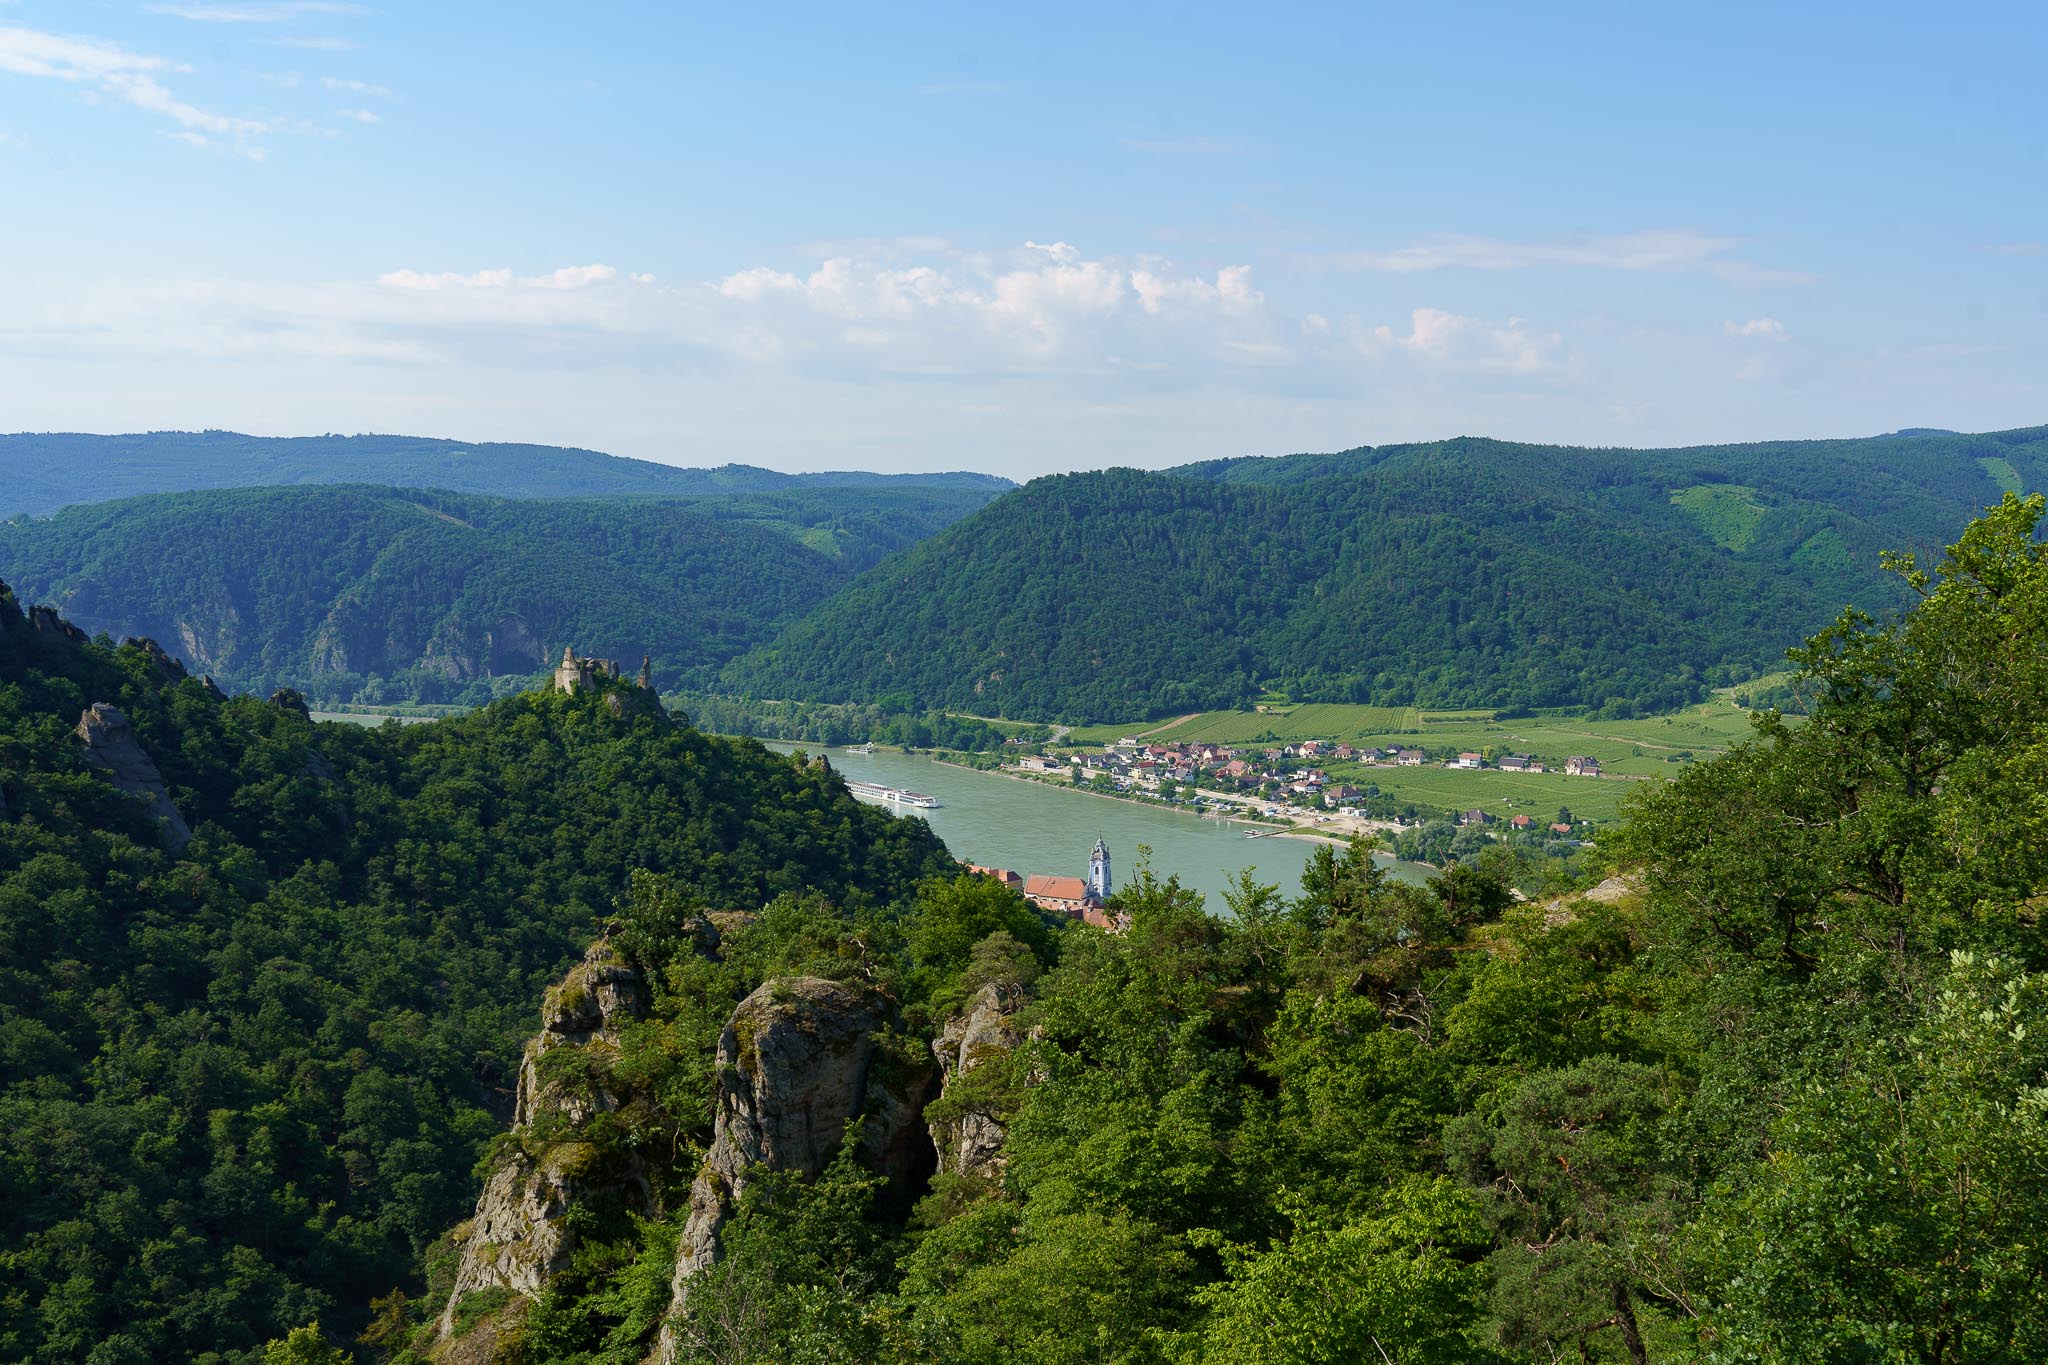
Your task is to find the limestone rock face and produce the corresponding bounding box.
[29,605,87,645]
[929,983,1024,1181]
[657,976,934,1362]
[74,703,191,852]
[122,636,188,683]
[268,688,312,721]
[515,945,652,1129]
[436,938,653,1346]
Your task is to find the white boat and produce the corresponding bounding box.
[845,779,940,809]
[844,742,875,755]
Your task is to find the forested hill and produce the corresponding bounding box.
[0,482,997,702]
[721,424,2048,721]
[0,429,1012,517]
[0,581,953,1361]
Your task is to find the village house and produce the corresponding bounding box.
[1024,873,1092,915]
[1455,752,1483,769]
[1564,756,1602,776]
[1550,821,1575,835]
[1397,749,1425,766]
[1496,753,1531,772]
[967,865,1022,890]
[1325,784,1363,806]
[1461,808,1491,825]
[1511,813,1534,829]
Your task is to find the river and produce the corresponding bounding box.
[768,743,1434,908]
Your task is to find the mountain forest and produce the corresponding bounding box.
[724,425,2048,720]
[6,426,2044,721]
[0,431,1012,520]
[4,483,2047,1361]
[0,482,1001,703]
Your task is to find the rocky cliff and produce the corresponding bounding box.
[432,944,945,1364]
[655,975,934,1363]
[74,702,191,852]
[926,983,1025,1183]
[434,936,654,1359]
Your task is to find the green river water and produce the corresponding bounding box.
[769,743,1434,908]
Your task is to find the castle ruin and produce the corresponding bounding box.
[552,647,656,694]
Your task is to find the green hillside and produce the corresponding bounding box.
[723,425,2048,721]
[0,482,997,702]
[0,582,951,1361]
[384,495,2048,1364]
[0,429,1012,518]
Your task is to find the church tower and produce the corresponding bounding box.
[1089,838,1112,901]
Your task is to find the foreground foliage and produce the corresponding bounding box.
[438,496,2048,1363]
[0,597,949,1362]
[12,492,2048,1364]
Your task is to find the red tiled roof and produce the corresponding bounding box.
[1024,874,1089,900]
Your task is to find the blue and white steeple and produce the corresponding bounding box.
[1088,837,1112,900]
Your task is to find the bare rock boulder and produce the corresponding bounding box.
[656,976,933,1362]
[928,983,1025,1182]
[75,703,191,852]
[436,938,653,1347]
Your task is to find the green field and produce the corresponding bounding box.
[1330,765,1641,824]
[1066,703,1423,746]
[1058,690,1772,822]
[1670,482,1768,551]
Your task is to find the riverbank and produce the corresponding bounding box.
[961,759,1402,849]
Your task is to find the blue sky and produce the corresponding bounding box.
[1,1,2044,476]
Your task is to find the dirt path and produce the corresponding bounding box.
[1135,713,1200,739]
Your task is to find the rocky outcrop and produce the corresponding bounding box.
[928,984,1024,1181]
[122,636,188,683]
[30,605,87,645]
[74,703,191,852]
[268,688,312,721]
[435,938,653,1347]
[656,976,934,1362]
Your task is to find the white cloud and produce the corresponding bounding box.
[1333,229,1811,286]
[377,264,627,291]
[1725,317,1788,340]
[1130,263,1261,315]
[146,2,363,22]
[321,75,389,96]
[108,71,270,135]
[524,264,617,289]
[713,244,1264,352]
[259,36,356,50]
[333,105,378,123]
[0,25,274,147]
[1987,241,2045,257]
[0,26,167,80]
[1361,307,1563,374]
[378,268,516,289]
